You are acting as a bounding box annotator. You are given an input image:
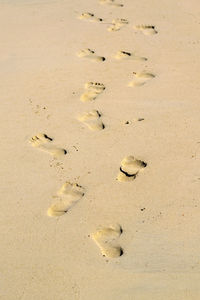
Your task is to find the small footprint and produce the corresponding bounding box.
[117,156,147,182]
[128,71,155,87]
[91,224,123,258]
[114,50,147,61]
[80,82,105,102]
[78,110,105,131]
[107,18,128,31]
[99,0,123,7]
[133,25,158,35]
[77,49,105,62]
[30,133,67,158]
[78,12,103,22]
[47,182,85,217]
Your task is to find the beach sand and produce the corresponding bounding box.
[1,0,200,299]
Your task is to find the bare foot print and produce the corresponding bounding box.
[128,71,155,87]
[77,49,105,62]
[114,50,147,61]
[80,82,105,102]
[107,18,128,31]
[78,12,103,22]
[47,182,85,217]
[91,224,123,258]
[133,25,158,35]
[30,133,67,158]
[99,0,123,7]
[117,156,147,182]
[78,110,105,131]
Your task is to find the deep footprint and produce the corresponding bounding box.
[128,71,155,87]
[78,110,105,131]
[92,224,123,258]
[114,50,147,61]
[107,18,128,31]
[133,25,158,35]
[47,182,85,217]
[30,133,67,158]
[80,82,105,102]
[117,156,147,182]
[99,0,123,7]
[78,12,103,22]
[77,49,105,62]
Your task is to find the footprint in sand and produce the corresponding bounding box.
[114,50,147,61]
[78,12,103,23]
[117,156,147,182]
[78,110,105,131]
[47,182,85,217]
[80,82,105,102]
[107,18,128,32]
[91,224,123,258]
[128,71,155,87]
[30,133,67,158]
[77,49,105,62]
[133,25,158,35]
[99,0,123,7]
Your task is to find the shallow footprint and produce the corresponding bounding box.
[108,18,128,31]
[117,155,147,182]
[92,224,123,258]
[30,133,67,158]
[77,49,105,62]
[80,82,105,102]
[47,182,85,217]
[128,71,155,87]
[78,12,103,22]
[114,50,147,61]
[133,25,158,35]
[78,110,105,131]
[99,0,123,6]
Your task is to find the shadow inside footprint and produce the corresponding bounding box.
[117,155,147,182]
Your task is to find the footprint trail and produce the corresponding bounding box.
[78,12,103,23]
[134,25,158,35]
[99,0,123,7]
[80,82,105,102]
[117,156,147,182]
[92,224,123,258]
[114,50,147,61]
[128,72,155,87]
[78,110,105,131]
[107,19,128,31]
[77,49,105,62]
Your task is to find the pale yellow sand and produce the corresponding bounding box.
[1,0,200,299]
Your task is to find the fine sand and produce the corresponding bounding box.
[1,0,200,299]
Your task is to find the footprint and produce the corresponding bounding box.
[128,72,155,87]
[91,224,123,258]
[80,82,105,102]
[30,133,67,158]
[77,49,105,62]
[47,182,85,217]
[107,18,128,31]
[78,12,103,22]
[133,25,158,35]
[114,50,147,61]
[117,156,147,182]
[99,0,123,7]
[78,110,105,131]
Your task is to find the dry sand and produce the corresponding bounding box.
[1,0,200,299]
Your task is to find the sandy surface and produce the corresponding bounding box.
[1,0,200,299]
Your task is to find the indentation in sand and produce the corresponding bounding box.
[99,0,123,7]
[133,25,158,35]
[30,133,67,158]
[128,71,155,87]
[78,110,105,131]
[92,224,123,258]
[107,18,128,31]
[80,82,105,102]
[47,182,85,217]
[117,155,147,182]
[77,49,105,62]
[114,50,147,61]
[79,12,103,22]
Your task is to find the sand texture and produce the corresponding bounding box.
[1,0,200,299]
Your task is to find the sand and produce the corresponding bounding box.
[1,0,200,299]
